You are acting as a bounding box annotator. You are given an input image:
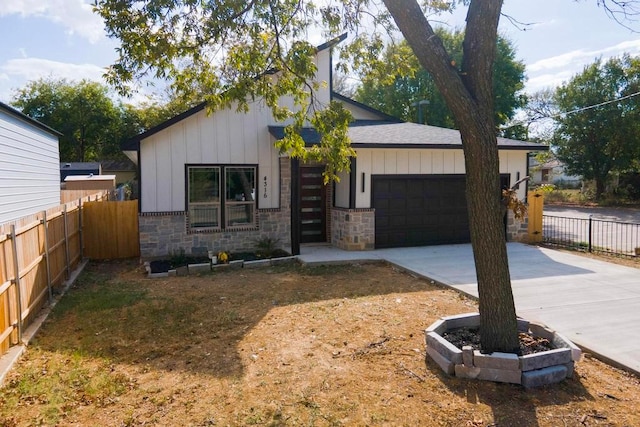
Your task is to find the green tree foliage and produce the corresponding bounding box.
[93,0,639,354]
[10,78,191,163]
[553,55,640,199]
[95,0,354,181]
[12,78,123,162]
[353,29,526,133]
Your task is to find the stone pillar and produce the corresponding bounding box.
[331,208,375,250]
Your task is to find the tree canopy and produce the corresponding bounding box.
[12,78,126,162]
[10,78,199,163]
[553,55,640,199]
[93,0,640,354]
[353,29,526,134]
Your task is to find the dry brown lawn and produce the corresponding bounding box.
[1,259,639,426]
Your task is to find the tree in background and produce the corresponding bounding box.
[12,78,121,162]
[353,29,526,135]
[11,78,195,163]
[94,0,639,354]
[516,88,558,142]
[553,55,640,199]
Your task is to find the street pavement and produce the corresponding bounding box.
[544,205,640,222]
[298,242,640,375]
[543,205,640,255]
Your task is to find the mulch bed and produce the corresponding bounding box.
[442,327,554,355]
[148,249,291,273]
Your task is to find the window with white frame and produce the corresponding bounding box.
[187,165,256,229]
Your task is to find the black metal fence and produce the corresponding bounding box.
[543,215,640,257]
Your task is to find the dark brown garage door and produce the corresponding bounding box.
[372,175,470,248]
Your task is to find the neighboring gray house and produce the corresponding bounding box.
[123,36,546,258]
[60,162,102,182]
[0,102,61,225]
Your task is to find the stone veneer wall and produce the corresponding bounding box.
[331,208,375,251]
[139,158,292,258]
[506,209,528,242]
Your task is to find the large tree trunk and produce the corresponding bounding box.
[384,0,520,353]
[595,176,606,200]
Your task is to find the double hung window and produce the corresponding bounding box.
[188,165,256,229]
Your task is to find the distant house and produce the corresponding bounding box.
[60,162,101,182]
[0,102,61,225]
[124,35,547,259]
[63,174,116,191]
[101,159,136,186]
[529,157,581,188]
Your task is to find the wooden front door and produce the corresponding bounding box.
[299,166,326,243]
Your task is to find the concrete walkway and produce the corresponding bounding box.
[298,242,640,375]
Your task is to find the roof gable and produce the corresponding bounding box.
[123,34,349,152]
[331,92,402,122]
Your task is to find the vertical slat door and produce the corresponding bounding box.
[299,167,326,243]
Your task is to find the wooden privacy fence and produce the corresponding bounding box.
[0,192,113,356]
[61,189,112,204]
[83,201,139,259]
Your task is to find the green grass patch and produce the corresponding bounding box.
[0,351,131,425]
[51,281,147,318]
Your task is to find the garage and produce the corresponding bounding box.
[372,175,470,248]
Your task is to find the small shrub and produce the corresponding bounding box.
[532,183,556,194]
[170,248,188,267]
[255,236,281,258]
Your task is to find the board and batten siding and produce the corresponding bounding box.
[139,47,334,214]
[140,101,281,213]
[334,148,529,209]
[0,109,60,224]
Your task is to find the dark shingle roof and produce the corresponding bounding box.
[101,159,137,172]
[60,162,101,171]
[268,121,547,151]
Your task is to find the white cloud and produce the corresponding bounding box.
[0,57,107,102]
[0,0,105,44]
[529,39,640,73]
[525,38,640,92]
[0,57,161,106]
[526,71,575,93]
[1,57,106,82]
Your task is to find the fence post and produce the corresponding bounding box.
[78,198,84,260]
[42,211,53,302]
[527,191,544,243]
[589,215,593,253]
[9,225,23,344]
[63,204,70,278]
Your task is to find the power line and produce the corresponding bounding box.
[549,90,640,119]
[502,90,640,131]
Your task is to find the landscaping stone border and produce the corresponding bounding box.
[143,256,299,278]
[425,312,582,388]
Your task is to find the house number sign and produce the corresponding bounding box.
[263,176,268,198]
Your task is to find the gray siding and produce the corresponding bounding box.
[0,109,60,224]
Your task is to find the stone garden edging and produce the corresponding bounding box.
[426,312,582,388]
[144,256,299,278]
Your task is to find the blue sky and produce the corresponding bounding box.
[1,0,640,105]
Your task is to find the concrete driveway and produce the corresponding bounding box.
[298,243,640,375]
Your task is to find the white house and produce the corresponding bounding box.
[123,35,547,258]
[529,157,581,188]
[0,102,61,225]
